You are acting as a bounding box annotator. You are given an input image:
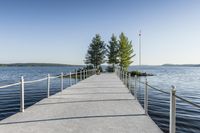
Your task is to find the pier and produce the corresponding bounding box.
[0,72,162,133]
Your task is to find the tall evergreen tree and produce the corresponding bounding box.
[107,34,119,69]
[85,34,106,68]
[119,32,135,70]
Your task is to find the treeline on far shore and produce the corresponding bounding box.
[162,64,200,67]
[0,63,83,67]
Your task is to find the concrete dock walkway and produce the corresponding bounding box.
[0,73,163,133]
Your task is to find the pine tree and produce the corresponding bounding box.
[107,34,119,70]
[119,32,135,71]
[85,34,106,68]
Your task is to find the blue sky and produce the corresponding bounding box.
[0,0,200,65]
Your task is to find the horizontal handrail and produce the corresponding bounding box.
[136,78,200,108]
[128,72,200,108]
[0,82,21,89]
[0,68,96,89]
[50,75,61,79]
[147,84,170,95]
[133,77,170,94]
[175,94,200,108]
[146,84,200,108]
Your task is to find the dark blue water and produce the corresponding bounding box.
[0,66,81,120]
[129,66,200,133]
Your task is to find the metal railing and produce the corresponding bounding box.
[116,68,200,133]
[0,68,96,113]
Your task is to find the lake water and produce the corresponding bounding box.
[129,66,200,133]
[0,66,199,133]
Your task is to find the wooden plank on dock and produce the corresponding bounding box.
[0,73,163,133]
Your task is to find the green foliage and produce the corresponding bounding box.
[130,71,142,76]
[85,34,106,68]
[119,32,135,71]
[84,65,94,70]
[85,33,135,71]
[130,71,154,76]
[107,34,119,68]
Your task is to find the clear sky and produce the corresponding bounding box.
[0,0,200,65]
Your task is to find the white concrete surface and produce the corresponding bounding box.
[0,73,163,133]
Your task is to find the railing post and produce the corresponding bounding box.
[119,69,120,79]
[124,72,126,84]
[80,70,82,81]
[61,72,63,91]
[121,70,122,80]
[82,69,83,80]
[47,74,50,98]
[117,68,119,77]
[88,69,90,77]
[69,72,72,86]
[117,68,118,76]
[124,72,126,85]
[122,71,124,82]
[86,69,88,78]
[123,71,125,83]
[120,69,121,79]
[75,69,77,84]
[170,85,176,133]
[83,70,85,80]
[134,75,137,100]
[20,76,24,112]
[85,69,86,78]
[85,70,86,79]
[144,76,148,115]
[121,69,122,78]
[128,73,131,91]
[85,69,86,79]
[126,72,128,86]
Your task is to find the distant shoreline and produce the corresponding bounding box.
[0,63,83,67]
[0,63,199,67]
[130,64,200,67]
[162,64,200,67]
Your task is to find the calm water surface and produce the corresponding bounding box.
[0,66,200,133]
[129,66,200,133]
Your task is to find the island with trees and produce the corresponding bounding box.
[84,32,153,77]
